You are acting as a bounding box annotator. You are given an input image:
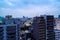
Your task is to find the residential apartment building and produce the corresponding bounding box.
[32,15,55,40]
[0,15,23,40]
[0,24,18,40]
[54,18,60,40]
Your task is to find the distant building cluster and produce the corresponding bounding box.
[0,15,60,40]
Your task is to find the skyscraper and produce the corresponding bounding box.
[32,15,55,40]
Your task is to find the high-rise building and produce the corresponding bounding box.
[46,15,55,40]
[0,26,3,40]
[32,15,55,40]
[0,15,24,40]
[32,16,46,40]
[54,18,60,29]
[54,29,60,40]
[54,18,60,40]
[0,24,18,40]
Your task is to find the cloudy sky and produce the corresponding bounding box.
[0,0,60,17]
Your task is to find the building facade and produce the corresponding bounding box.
[32,15,55,40]
[0,15,24,40]
[54,18,60,30]
[0,24,18,40]
[54,29,60,40]
[54,18,60,40]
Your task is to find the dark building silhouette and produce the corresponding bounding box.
[58,15,60,19]
[0,27,3,40]
[32,15,55,40]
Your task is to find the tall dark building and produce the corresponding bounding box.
[0,27,3,40]
[58,15,60,19]
[46,15,55,40]
[32,15,55,40]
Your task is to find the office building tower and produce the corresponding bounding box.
[32,15,55,40]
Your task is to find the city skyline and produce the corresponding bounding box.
[0,0,60,17]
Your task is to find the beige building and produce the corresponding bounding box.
[55,18,60,30]
[55,18,60,40]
